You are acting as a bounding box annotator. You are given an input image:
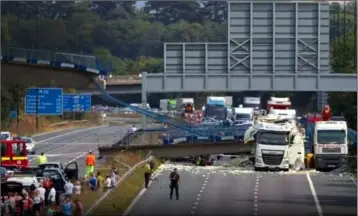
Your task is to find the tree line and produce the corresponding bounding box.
[0,1,357,129]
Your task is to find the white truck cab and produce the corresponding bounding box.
[313,121,348,170]
[269,109,296,119]
[253,121,305,171]
[243,97,261,110]
[233,107,254,124]
[267,97,291,111]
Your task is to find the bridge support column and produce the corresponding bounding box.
[141,72,148,129]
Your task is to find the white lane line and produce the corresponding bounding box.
[35,125,106,145]
[306,172,323,216]
[350,176,357,187]
[191,174,210,216]
[253,173,260,216]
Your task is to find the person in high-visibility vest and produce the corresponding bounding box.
[144,162,152,188]
[85,151,96,177]
[36,152,48,166]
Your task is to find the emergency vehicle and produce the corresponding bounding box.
[1,140,29,168]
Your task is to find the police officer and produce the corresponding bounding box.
[169,168,180,200]
[36,152,48,166]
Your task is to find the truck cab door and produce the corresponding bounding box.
[288,135,304,167]
[64,162,79,180]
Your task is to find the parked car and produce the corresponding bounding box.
[21,136,36,154]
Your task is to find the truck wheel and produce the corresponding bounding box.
[216,156,221,160]
[282,169,289,172]
[254,167,262,172]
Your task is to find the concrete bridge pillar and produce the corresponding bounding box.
[141,72,148,129]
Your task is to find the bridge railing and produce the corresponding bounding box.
[107,126,250,147]
[1,46,112,73]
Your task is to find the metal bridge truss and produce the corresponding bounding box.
[297,38,318,72]
[229,38,251,71]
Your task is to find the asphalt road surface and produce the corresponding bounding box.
[28,125,129,176]
[128,163,357,216]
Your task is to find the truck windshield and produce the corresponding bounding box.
[0,134,9,140]
[205,104,226,120]
[236,114,251,120]
[257,131,289,145]
[243,103,259,109]
[317,130,346,144]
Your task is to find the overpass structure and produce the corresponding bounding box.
[1,46,110,88]
[99,141,252,158]
[77,77,141,95]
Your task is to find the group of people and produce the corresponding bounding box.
[1,178,83,216]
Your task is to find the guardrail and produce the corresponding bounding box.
[1,45,112,74]
[1,46,96,68]
[108,125,251,147]
[48,121,68,127]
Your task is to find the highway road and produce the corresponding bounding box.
[127,163,357,216]
[28,125,130,176]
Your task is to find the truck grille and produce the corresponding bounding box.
[262,154,283,165]
[322,148,341,153]
[321,155,341,163]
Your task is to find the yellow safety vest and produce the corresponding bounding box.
[37,155,47,165]
[145,164,151,172]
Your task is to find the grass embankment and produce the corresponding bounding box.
[8,113,102,136]
[129,131,161,145]
[91,158,162,216]
[75,151,147,212]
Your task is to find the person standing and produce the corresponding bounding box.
[169,168,180,200]
[36,152,48,166]
[85,151,96,178]
[144,162,152,188]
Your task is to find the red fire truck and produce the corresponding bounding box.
[1,140,29,169]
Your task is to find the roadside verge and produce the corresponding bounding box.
[85,156,164,216]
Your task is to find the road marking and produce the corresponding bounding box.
[350,176,357,187]
[306,172,323,216]
[191,173,210,216]
[35,125,106,145]
[253,173,260,216]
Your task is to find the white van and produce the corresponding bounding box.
[0,131,12,140]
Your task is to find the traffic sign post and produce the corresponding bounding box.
[63,94,92,113]
[25,88,63,116]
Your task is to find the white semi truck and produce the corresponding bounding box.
[243,97,261,110]
[204,96,232,120]
[313,121,348,170]
[266,97,291,111]
[232,107,254,125]
[245,113,305,171]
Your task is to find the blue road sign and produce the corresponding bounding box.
[25,88,63,115]
[63,94,92,112]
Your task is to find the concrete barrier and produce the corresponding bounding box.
[99,141,253,158]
